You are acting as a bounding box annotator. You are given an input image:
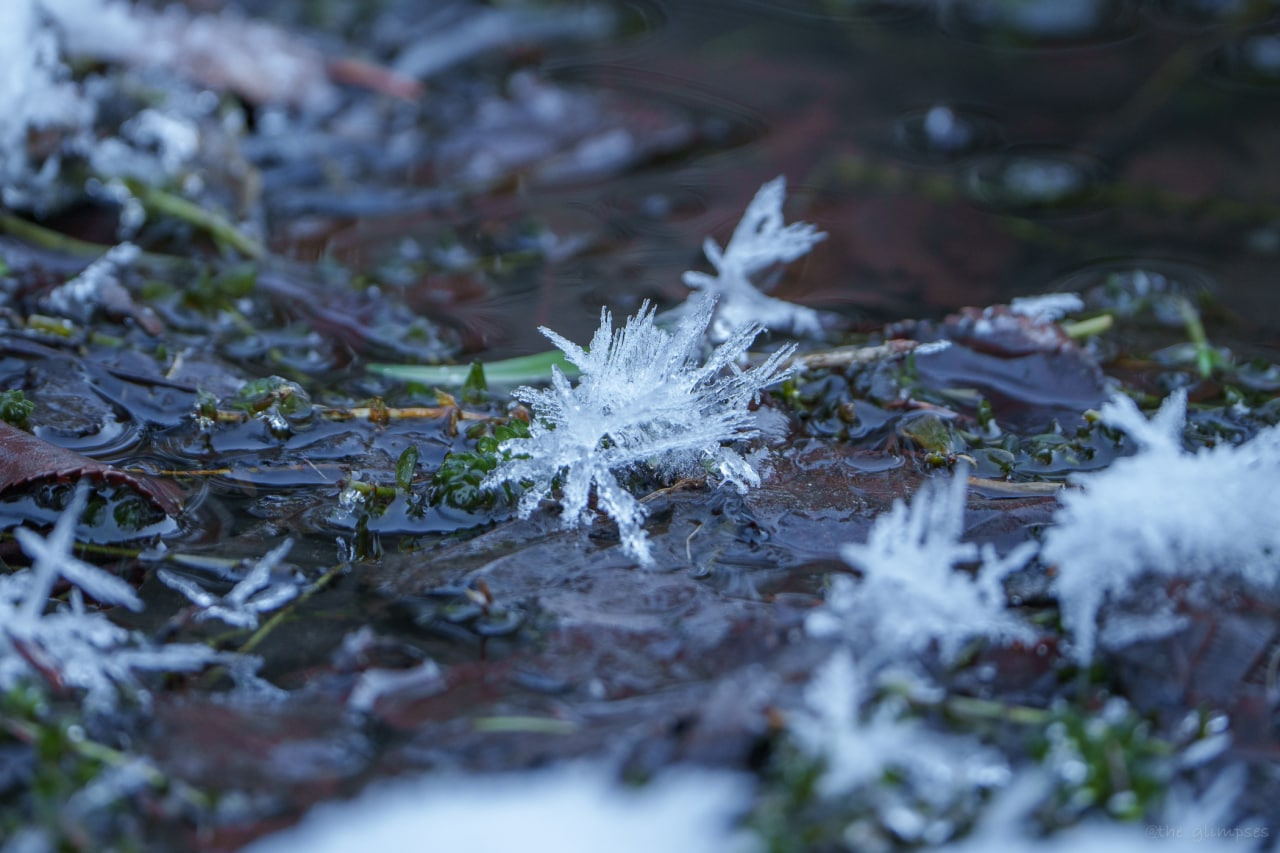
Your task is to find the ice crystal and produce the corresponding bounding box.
[43,242,141,322]
[1043,389,1280,663]
[347,660,444,714]
[1,485,241,711]
[679,176,827,342]
[790,650,1009,808]
[1009,292,1083,322]
[12,484,142,616]
[941,767,1255,853]
[483,294,794,565]
[0,0,94,206]
[807,467,1035,663]
[157,539,299,630]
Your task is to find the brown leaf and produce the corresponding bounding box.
[0,421,182,516]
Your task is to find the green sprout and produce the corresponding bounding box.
[0,390,35,429]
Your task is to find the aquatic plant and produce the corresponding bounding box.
[432,418,531,511]
[676,176,827,342]
[0,389,35,429]
[483,293,794,565]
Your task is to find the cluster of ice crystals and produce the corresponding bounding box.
[43,242,140,322]
[483,294,794,566]
[807,466,1035,664]
[941,766,1255,853]
[88,108,201,183]
[2,485,241,711]
[0,0,94,206]
[1043,389,1280,663]
[1009,292,1083,322]
[157,539,299,630]
[679,176,827,342]
[790,650,1010,845]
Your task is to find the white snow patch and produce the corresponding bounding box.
[243,762,760,853]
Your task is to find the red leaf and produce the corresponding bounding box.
[0,421,182,516]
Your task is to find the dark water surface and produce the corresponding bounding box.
[318,0,1280,358]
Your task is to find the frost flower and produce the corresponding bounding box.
[807,466,1035,664]
[157,539,299,630]
[1,484,244,711]
[790,650,1009,805]
[1043,389,1280,663]
[483,294,794,565]
[679,176,827,342]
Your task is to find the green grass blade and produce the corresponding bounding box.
[368,350,578,386]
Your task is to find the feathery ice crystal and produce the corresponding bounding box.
[483,293,795,566]
[679,176,827,342]
[157,539,299,630]
[790,649,1009,808]
[807,466,1035,664]
[3,484,247,711]
[1044,389,1280,663]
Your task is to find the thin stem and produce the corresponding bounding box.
[128,182,266,259]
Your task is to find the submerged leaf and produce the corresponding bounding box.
[0,421,182,516]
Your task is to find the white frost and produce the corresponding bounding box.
[790,650,1010,803]
[1009,292,1084,322]
[0,0,94,206]
[807,466,1035,663]
[43,242,141,322]
[484,294,794,565]
[1043,389,1280,663]
[157,539,299,630]
[678,176,827,342]
[1,485,250,710]
[942,766,1259,853]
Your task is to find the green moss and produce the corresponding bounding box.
[0,390,35,429]
[431,418,531,510]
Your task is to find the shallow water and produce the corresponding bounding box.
[294,0,1280,358]
[4,0,1280,848]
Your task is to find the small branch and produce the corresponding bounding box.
[788,339,923,371]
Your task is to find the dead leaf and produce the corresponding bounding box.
[0,421,183,516]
